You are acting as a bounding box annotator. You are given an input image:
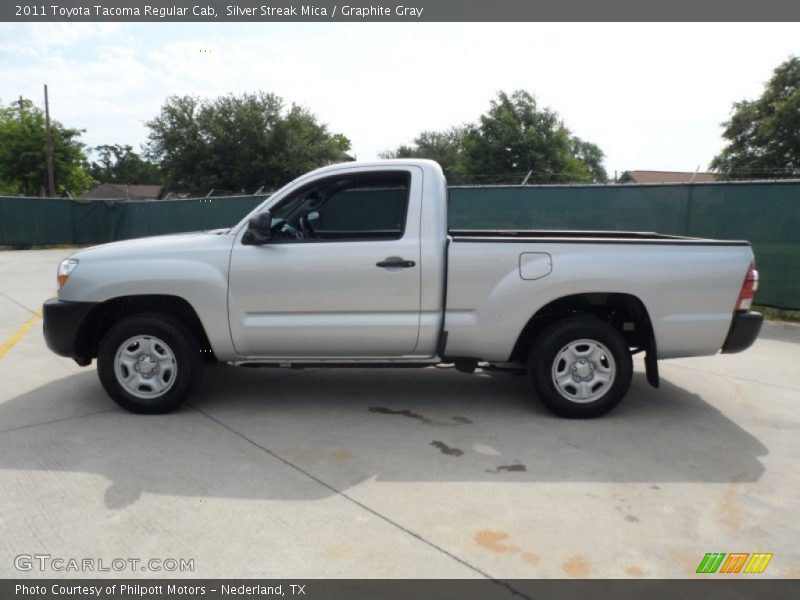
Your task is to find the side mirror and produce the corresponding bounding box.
[242,210,272,245]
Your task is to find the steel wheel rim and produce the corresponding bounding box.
[551,338,616,404]
[114,335,178,400]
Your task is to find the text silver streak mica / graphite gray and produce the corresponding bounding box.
[43,159,763,417]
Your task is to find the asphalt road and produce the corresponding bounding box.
[1,248,798,579]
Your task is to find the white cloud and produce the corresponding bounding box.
[0,23,121,56]
[0,22,798,174]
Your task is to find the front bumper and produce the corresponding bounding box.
[42,298,98,365]
[721,310,763,354]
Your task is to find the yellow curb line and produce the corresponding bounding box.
[0,309,43,359]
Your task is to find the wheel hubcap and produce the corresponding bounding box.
[114,335,177,399]
[551,339,616,403]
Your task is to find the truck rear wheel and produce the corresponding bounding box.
[97,312,203,414]
[528,316,632,418]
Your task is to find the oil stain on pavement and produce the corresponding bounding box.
[368,406,474,427]
[430,441,464,456]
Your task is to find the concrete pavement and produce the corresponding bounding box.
[0,248,798,579]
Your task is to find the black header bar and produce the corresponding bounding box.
[3,1,800,22]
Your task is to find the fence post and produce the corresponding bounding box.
[684,185,694,236]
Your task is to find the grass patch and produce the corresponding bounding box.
[754,304,800,324]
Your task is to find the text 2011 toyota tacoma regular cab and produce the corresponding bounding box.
[43,160,763,418]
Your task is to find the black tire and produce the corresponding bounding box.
[97,312,203,414]
[528,316,632,418]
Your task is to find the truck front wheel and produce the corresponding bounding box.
[97,312,203,414]
[528,316,632,418]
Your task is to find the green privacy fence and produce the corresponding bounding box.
[1,181,798,309]
[449,181,800,310]
[0,195,267,246]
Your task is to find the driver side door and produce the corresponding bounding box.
[227,167,423,358]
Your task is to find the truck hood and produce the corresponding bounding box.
[70,229,232,260]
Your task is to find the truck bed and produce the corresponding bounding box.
[449,229,751,245]
[443,230,755,362]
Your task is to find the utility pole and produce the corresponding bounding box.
[43,84,56,197]
[18,95,24,114]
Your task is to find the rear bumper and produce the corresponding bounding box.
[721,311,763,354]
[42,298,98,365]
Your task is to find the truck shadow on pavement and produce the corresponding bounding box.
[0,364,767,508]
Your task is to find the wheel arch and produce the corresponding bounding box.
[75,294,216,364]
[510,292,659,387]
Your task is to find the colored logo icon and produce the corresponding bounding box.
[696,553,773,574]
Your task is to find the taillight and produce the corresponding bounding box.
[735,262,759,311]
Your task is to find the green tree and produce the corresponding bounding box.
[570,138,607,184]
[711,57,800,179]
[381,91,607,184]
[0,98,93,196]
[145,92,351,194]
[459,91,606,184]
[89,144,162,185]
[380,127,465,180]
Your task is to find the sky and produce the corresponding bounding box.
[0,22,798,179]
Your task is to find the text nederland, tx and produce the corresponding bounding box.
[15,583,306,596]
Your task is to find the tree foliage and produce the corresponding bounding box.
[380,127,465,180]
[89,144,162,185]
[0,98,93,196]
[381,90,607,184]
[711,57,800,179]
[145,92,351,193]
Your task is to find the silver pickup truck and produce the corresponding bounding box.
[43,159,762,418]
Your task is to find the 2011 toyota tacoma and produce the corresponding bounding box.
[43,160,763,418]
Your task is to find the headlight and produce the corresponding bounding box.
[57,258,79,289]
